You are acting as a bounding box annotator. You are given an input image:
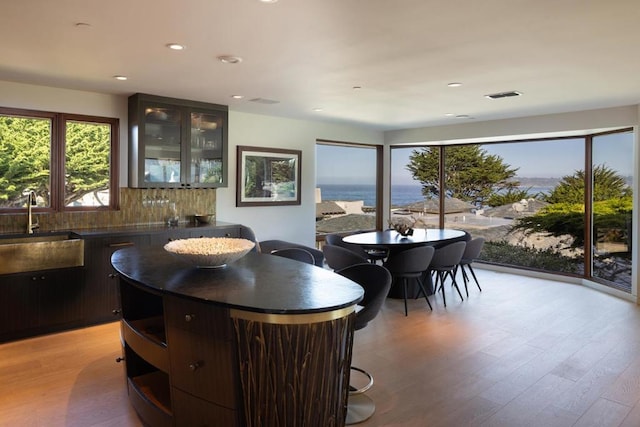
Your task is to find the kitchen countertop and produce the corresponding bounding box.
[111,246,364,315]
[0,220,239,239]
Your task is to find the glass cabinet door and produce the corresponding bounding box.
[190,111,224,185]
[143,105,182,184]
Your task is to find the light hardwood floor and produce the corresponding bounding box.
[1,269,639,427]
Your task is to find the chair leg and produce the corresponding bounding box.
[402,278,408,316]
[449,270,464,301]
[456,264,469,298]
[415,277,432,311]
[467,264,482,291]
[437,271,447,307]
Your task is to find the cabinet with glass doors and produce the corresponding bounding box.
[128,93,228,188]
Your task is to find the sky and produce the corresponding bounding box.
[317,132,634,186]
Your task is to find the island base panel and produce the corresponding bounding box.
[233,312,356,427]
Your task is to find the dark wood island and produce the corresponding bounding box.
[111,247,364,427]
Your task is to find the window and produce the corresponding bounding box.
[315,141,382,238]
[391,128,634,293]
[0,108,118,212]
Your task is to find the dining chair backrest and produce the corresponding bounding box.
[430,241,466,269]
[461,237,484,263]
[325,232,370,259]
[384,245,435,275]
[259,240,324,267]
[270,248,316,265]
[239,225,259,252]
[335,263,392,330]
[323,244,369,271]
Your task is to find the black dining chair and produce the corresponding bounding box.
[383,245,435,316]
[335,263,392,425]
[456,236,485,296]
[428,241,466,307]
[270,247,316,265]
[326,232,388,264]
[259,239,324,267]
[323,244,369,271]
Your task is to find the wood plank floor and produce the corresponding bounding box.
[1,269,639,427]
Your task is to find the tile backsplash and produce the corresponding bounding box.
[0,188,216,233]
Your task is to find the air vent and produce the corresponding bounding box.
[249,98,280,105]
[485,91,522,99]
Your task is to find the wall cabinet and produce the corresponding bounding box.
[128,93,228,189]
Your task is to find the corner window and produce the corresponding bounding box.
[0,108,119,212]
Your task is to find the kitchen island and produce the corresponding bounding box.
[111,246,363,427]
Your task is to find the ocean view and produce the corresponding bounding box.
[318,183,555,208]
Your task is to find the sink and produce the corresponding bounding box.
[0,232,84,275]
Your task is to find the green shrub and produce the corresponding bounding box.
[479,240,579,273]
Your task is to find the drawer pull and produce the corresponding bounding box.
[189,361,202,371]
[112,309,121,316]
[184,314,196,322]
[115,357,125,363]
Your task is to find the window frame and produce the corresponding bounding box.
[0,107,119,213]
[390,127,634,292]
[315,139,384,233]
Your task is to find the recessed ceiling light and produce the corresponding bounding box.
[113,75,127,81]
[312,108,323,112]
[455,114,470,119]
[259,0,278,3]
[231,95,244,99]
[217,55,243,64]
[445,113,455,117]
[447,82,462,87]
[166,43,185,50]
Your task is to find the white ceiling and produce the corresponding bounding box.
[1,0,640,131]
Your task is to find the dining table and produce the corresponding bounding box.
[343,228,468,298]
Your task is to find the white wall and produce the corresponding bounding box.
[217,111,383,246]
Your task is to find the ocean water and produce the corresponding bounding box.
[318,184,554,208]
[318,184,424,207]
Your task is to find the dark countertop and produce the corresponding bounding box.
[71,220,239,238]
[111,247,364,315]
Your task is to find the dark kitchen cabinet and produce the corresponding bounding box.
[0,267,84,343]
[82,233,151,325]
[128,93,228,189]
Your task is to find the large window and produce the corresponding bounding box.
[315,141,382,238]
[391,128,634,292]
[0,108,118,212]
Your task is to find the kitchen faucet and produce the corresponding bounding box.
[27,191,39,234]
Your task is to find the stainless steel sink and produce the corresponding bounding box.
[0,232,84,275]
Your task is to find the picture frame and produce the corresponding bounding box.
[236,146,302,207]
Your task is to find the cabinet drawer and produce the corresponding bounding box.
[165,297,238,407]
[172,387,239,426]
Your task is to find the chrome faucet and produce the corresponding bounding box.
[27,191,39,234]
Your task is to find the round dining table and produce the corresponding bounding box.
[343,228,468,298]
[343,228,467,249]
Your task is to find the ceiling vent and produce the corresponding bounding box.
[485,91,522,99]
[249,97,280,105]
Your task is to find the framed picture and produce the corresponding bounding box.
[236,146,301,207]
